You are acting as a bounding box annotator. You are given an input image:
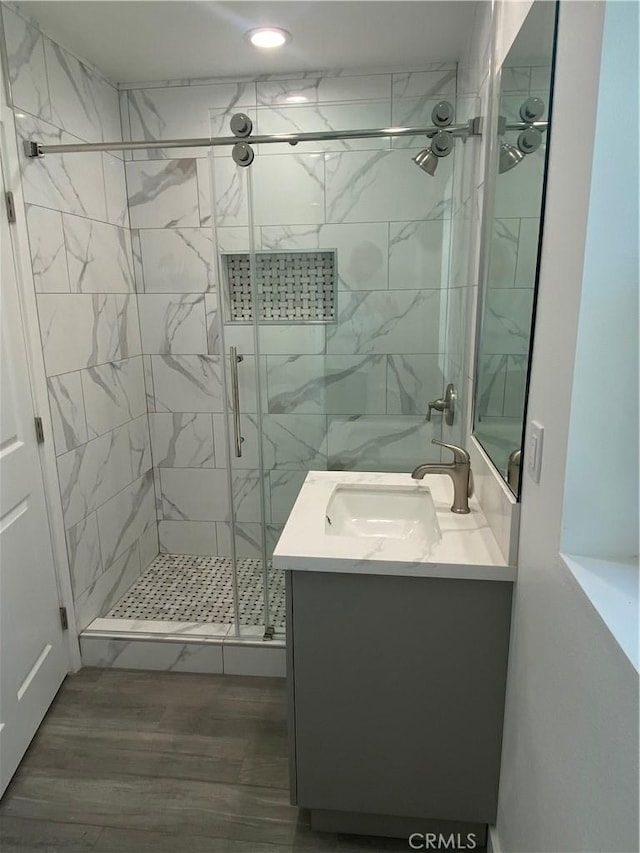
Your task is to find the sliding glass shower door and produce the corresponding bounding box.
[210,83,455,639]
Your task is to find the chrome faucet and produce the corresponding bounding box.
[411,439,473,514]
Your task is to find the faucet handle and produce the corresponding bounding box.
[431,438,470,465]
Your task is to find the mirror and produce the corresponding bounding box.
[473,0,558,495]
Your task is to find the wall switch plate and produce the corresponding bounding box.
[527,421,544,482]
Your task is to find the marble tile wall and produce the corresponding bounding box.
[2,3,157,628]
[122,64,462,556]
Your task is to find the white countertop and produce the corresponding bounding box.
[273,471,516,582]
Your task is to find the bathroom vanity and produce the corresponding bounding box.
[273,471,515,842]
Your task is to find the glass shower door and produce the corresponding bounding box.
[248,87,456,637]
[211,79,458,639]
[209,107,271,640]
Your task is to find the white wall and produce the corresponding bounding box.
[493,3,639,851]
[562,0,639,559]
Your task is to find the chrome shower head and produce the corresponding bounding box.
[499,142,525,173]
[413,148,439,176]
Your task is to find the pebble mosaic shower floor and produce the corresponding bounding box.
[107,554,286,629]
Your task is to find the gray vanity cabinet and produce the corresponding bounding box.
[286,568,513,839]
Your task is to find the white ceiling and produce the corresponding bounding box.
[15,1,477,83]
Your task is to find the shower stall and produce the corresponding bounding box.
[17,61,480,661]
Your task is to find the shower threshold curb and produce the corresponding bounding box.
[80,624,286,677]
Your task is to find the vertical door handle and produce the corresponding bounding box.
[229,347,244,458]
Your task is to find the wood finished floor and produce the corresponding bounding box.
[0,668,410,852]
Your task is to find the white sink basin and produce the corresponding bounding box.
[325,483,442,547]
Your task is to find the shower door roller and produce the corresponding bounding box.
[232,142,255,167]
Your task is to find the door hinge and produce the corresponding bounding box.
[59,607,68,631]
[34,416,45,444]
[5,191,16,223]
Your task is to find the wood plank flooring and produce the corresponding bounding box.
[0,668,410,852]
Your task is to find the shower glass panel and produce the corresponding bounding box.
[210,85,456,639]
[210,106,271,640]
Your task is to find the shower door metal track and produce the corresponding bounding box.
[22,119,548,158]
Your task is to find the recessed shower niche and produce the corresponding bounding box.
[221,250,337,323]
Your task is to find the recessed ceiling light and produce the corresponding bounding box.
[246,27,291,49]
[285,95,308,104]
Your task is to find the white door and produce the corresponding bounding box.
[0,139,69,796]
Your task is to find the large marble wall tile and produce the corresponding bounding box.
[44,39,120,144]
[149,413,215,468]
[261,223,389,291]
[150,355,224,413]
[389,221,448,289]
[63,214,134,293]
[159,520,217,556]
[445,286,469,370]
[325,149,452,223]
[139,522,159,570]
[326,289,443,355]
[257,324,326,356]
[261,414,327,470]
[487,219,519,288]
[81,356,146,438]
[37,293,109,376]
[252,153,324,226]
[47,371,87,455]
[16,114,107,220]
[205,294,221,355]
[26,205,70,293]
[387,354,444,415]
[74,542,141,630]
[126,159,199,228]
[142,354,155,411]
[255,102,391,154]
[257,75,391,106]
[215,226,255,253]
[231,469,262,523]
[266,355,386,415]
[128,414,152,478]
[212,156,249,228]
[391,69,457,101]
[57,423,134,528]
[138,228,213,292]
[327,415,441,471]
[160,468,229,522]
[130,230,145,291]
[103,154,130,228]
[37,293,140,376]
[2,6,49,120]
[96,470,155,568]
[482,289,535,355]
[216,521,262,559]
[66,512,102,598]
[138,294,207,354]
[196,158,212,226]
[269,470,307,524]
[127,82,256,159]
